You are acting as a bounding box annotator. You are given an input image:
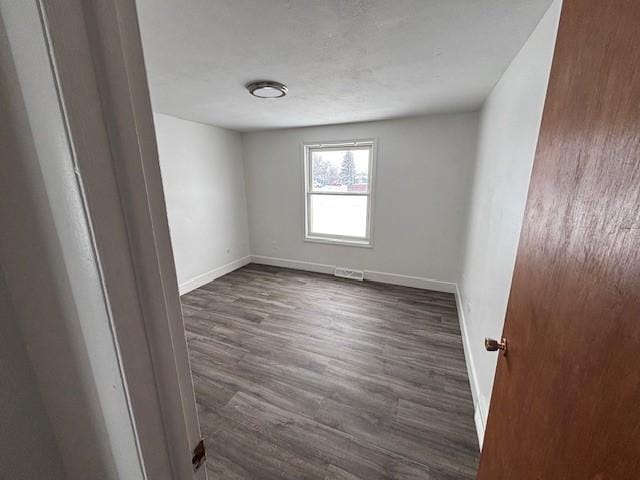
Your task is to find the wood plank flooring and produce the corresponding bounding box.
[181,264,478,479]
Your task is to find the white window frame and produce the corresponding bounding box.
[303,139,377,247]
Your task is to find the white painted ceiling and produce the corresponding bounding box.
[136,0,553,132]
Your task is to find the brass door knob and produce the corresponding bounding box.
[485,337,507,355]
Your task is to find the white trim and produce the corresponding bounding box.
[250,255,456,293]
[179,256,251,295]
[303,236,374,248]
[1,2,147,477]
[302,139,377,247]
[455,284,486,450]
[34,0,203,477]
[474,408,485,450]
[364,270,457,293]
[251,255,335,275]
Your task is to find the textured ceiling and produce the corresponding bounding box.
[136,0,553,132]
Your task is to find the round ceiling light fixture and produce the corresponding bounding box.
[246,80,288,99]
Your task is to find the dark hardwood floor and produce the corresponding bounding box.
[181,264,478,479]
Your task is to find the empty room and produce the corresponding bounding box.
[2,0,639,479]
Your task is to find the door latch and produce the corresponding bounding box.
[192,439,206,472]
[485,337,507,356]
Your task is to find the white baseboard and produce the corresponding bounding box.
[178,255,251,295]
[455,284,486,450]
[365,270,457,293]
[250,255,334,275]
[473,408,485,450]
[250,255,457,294]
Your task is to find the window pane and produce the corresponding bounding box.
[310,194,367,238]
[311,148,369,193]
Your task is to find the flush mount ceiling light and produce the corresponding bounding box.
[246,80,288,99]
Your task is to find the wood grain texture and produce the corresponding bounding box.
[182,264,478,479]
[478,1,640,478]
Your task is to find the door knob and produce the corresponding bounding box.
[485,337,507,355]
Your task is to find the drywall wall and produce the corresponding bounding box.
[243,114,479,288]
[457,0,562,443]
[154,113,251,293]
[0,271,65,479]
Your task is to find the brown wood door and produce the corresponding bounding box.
[477,1,640,478]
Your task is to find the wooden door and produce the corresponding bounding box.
[478,1,640,478]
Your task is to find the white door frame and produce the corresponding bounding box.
[2,0,204,478]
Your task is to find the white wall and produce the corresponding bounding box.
[457,0,562,444]
[242,114,479,288]
[154,113,251,293]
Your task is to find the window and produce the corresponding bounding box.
[303,140,376,246]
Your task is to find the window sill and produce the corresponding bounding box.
[304,236,373,248]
